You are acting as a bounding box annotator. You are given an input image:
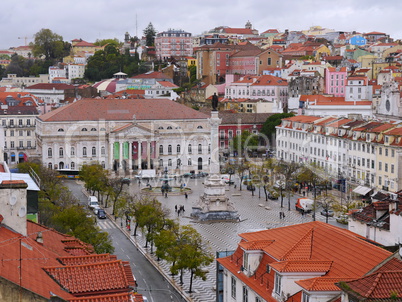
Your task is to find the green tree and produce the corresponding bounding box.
[94,38,121,47]
[231,130,259,157]
[261,112,295,146]
[275,159,300,210]
[31,28,70,61]
[175,225,214,292]
[143,22,157,46]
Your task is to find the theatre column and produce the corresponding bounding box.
[128,142,133,174]
[147,141,151,170]
[138,141,142,171]
[119,141,123,173]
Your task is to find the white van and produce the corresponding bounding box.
[88,196,99,209]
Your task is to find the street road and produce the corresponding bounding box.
[63,180,184,302]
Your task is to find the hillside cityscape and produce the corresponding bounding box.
[0,21,401,302]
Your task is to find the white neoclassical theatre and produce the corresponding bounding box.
[36,98,212,175]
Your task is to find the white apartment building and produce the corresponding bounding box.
[276,115,402,193]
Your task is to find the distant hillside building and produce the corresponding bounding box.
[155,29,193,60]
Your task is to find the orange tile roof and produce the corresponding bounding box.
[270,260,333,273]
[70,293,145,302]
[298,277,354,291]
[43,260,135,295]
[339,271,402,300]
[58,254,118,266]
[239,240,274,250]
[218,221,391,300]
[38,98,209,122]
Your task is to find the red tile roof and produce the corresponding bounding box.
[218,221,391,301]
[70,292,145,302]
[38,98,209,122]
[339,271,402,300]
[43,260,135,295]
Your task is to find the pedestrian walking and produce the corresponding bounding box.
[283,212,286,219]
[175,205,177,212]
[185,192,188,199]
[165,192,168,198]
[279,212,283,219]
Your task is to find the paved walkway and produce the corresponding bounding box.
[91,177,346,302]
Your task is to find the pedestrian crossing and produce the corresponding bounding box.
[97,220,115,230]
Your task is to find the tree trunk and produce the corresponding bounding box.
[133,222,138,236]
[189,269,194,293]
[180,269,184,285]
[263,185,268,201]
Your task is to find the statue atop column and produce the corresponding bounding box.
[212,93,219,111]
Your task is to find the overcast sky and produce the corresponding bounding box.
[1,0,401,50]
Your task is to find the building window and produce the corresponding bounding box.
[177,144,181,154]
[92,147,96,156]
[27,130,31,136]
[71,162,75,169]
[71,147,75,156]
[391,164,395,174]
[10,130,14,137]
[188,158,192,166]
[274,273,282,295]
[242,286,248,302]
[19,141,23,148]
[231,276,236,299]
[101,146,105,155]
[379,147,382,155]
[83,147,87,157]
[198,144,202,154]
[27,141,31,147]
[159,145,163,155]
[48,148,52,158]
[168,159,172,166]
[302,292,310,302]
[188,144,192,154]
[168,145,172,155]
[59,147,64,157]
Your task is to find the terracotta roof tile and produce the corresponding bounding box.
[70,293,145,302]
[298,277,354,291]
[38,98,209,122]
[43,260,134,295]
[218,221,392,301]
[270,260,333,273]
[339,271,402,300]
[58,254,118,266]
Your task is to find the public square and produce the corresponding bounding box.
[118,175,346,302]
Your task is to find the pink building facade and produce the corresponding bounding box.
[325,67,347,97]
[155,29,192,60]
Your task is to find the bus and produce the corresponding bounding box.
[57,169,80,179]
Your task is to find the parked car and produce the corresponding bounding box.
[93,205,101,214]
[336,214,349,224]
[88,196,99,209]
[320,209,334,217]
[121,178,131,185]
[97,209,107,219]
[268,191,279,200]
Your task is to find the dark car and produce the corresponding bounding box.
[320,209,334,217]
[97,209,107,219]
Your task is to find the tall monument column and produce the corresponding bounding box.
[209,111,221,175]
[191,110,239,222]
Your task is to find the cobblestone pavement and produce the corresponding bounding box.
[110,176,346,302]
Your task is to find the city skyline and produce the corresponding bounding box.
[1,0,401,49]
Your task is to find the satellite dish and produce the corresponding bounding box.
[18,207,26,217]
[10,196,17,206]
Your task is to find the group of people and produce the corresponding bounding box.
[175,205,185,216]
[279,211,286,219]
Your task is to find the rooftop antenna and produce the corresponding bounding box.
[136,14,138,37]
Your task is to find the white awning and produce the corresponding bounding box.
[353,185,372,195]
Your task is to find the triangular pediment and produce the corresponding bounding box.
[111,123,153,136]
